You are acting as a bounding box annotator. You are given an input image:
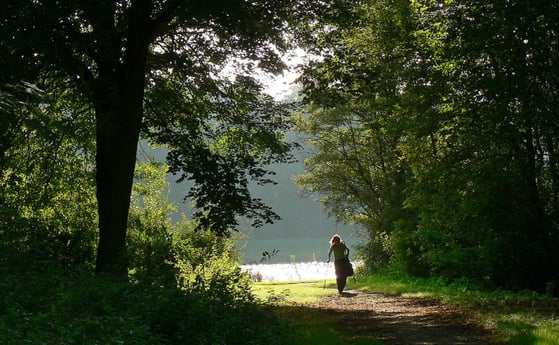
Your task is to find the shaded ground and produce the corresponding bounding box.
[310,289,494,345]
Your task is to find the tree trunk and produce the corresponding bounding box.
[94,0,151,275]
[94,86,144,275]
[94,79,145,275]
[94,80,146,276]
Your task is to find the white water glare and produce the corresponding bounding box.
[241,261,338,282]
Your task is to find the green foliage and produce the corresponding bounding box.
[127,161,179,284]
[143,71,297,236]
[0,270,163,344]
[0,82,98,270]
[296,0,559,294]
[394,0,559,292]
[0,159,290,344]
[0,265,289,345]
[127,160,259,308]
[294,0,418,273]
[173,228,256,305]
[2,0,342,273]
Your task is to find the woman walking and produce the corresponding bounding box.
[327,234,350,294]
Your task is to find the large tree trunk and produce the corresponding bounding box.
[94,80,145,275]
[94,75,147,276]
[95,104,140,275]
[94,1,151,275]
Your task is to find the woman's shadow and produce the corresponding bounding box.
[339,291,358,297]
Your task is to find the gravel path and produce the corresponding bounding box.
[312,289,494,345]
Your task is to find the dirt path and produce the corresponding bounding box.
[311,289,494,345]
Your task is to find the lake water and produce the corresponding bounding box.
[138,139,365,275]
[237,235,362,264]
[241,261,337,282]
[237,228,363,282]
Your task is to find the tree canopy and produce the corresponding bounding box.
[0,0,348,274]
[296,0,559,293]
[3,0,558,295]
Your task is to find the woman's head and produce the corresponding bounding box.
[330,234,342,245]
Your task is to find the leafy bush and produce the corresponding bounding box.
[0,264,287,345]
[0,83,98,271]
[0,160,291,344]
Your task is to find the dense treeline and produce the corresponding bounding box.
[295,0,559,294]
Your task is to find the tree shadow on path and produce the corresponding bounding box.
[312,289,494,345]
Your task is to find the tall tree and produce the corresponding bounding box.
[410,0,559,290]
[1,0,335,274]
[297,0,559,292]
[295,0,416,270]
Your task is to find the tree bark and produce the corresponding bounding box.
[94,0,151,275]
[95,108,139,275]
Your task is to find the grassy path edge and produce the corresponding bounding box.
[251,275,559,345]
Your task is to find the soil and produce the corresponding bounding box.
[309,289,495,345]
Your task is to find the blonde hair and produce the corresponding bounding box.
[330,234,342,244]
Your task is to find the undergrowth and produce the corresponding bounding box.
[0,264,288,345]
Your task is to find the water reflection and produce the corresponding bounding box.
[241,261,337,282]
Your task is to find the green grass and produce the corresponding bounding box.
[251,280,383,345]
[252,274,559,345]
[251,280,337,304]
[274,303,384,345]
[351,273,559,345]
[11,266,554,345]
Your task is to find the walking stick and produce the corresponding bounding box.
[323,261,329,289]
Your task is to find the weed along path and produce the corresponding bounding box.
[309,289,492,345]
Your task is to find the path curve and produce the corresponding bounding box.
[312,289,494,345]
